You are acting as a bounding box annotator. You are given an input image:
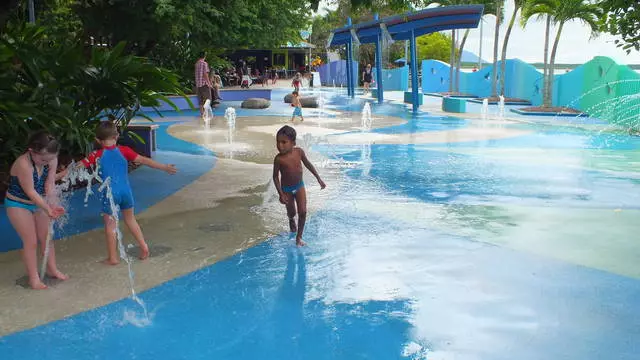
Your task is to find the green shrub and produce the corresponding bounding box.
[0,24,190,169]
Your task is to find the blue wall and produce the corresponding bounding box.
[421,60,452,94]
[422,59,545,105]
[555,63,585,108]
[318,60,359,89]
[372,66,409,91]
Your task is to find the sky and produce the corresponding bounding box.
[315,0,640,65]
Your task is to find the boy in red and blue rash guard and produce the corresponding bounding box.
[81,121,177,264]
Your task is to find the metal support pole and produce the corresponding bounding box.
[346,17,354,98]
[410,29,419,112]
[478,20,483,69]
[346,41,352,97]
[405,41,408,65]
[28,0,36,23]
[375,33,384,103]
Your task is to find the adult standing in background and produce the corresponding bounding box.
[195,51,213,116]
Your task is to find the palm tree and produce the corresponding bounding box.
[523,0,601,107]
[490,0,502,97]
[424,0,470,94]
[547,0,601,107]
[499,0,526,96]
[521,0,555,106]
[454,0,497,93]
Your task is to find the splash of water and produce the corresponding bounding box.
[39,221,55,280]
[100,177,150,321]
[60,161,150,324]
[318,93,326,121]
[498,95,505,120]
[481,98,489,121]
[361,102,373,131]
[203,99,214,130]
[224,107,237,158]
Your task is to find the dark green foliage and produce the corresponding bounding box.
[0,24,187,168]
[600,0,640,54]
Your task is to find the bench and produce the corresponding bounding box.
[442,97,467,113]
[120,124,160,158]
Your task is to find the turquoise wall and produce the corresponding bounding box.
[422,59,543,105]
[372,66,409,91]
[421,56,640,128]
[421,60,453,93]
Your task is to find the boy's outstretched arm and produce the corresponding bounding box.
[135,155,177,174]
[300,149,326,189]
[272,156,287,204]
[119,146,176,174]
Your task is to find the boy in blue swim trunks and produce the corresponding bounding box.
[272,125,325,246]
[290,90,304,122]
[80,121,177,265]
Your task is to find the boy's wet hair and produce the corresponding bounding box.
[96,120,119,140]
[28,130,60,154]
[198,51,206,58]
[292,90,299,96]
[277,125,296,142]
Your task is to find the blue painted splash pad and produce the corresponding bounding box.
[2,92,640,359]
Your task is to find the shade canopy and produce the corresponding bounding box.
[328,5,484,47]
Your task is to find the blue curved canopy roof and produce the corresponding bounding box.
[328,5,484,46]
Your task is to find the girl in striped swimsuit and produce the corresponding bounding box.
[4,131,67,289]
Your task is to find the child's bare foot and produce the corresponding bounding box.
[296,238,306,247]
[29,280,47,290]
[101,258,120,266]
[289,218,297,233]
[46,270,69,281]
[139,243,150,260]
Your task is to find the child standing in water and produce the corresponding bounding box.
[272,125,326,246]
[4,131,67,289]
[290,90,304,122]
[292,72,302,92]
[79,121,177,264]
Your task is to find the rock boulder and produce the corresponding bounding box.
[241,98,271,109]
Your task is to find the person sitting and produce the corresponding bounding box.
[209,71,223,102]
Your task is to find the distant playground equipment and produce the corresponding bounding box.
[327,5,484,111]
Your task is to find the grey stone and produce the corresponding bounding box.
[300,96,318,108]
[241,98,271,109]
[284,93,294,103]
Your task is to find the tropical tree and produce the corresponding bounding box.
[417,32,456,63]
[0,24,187,168]
[421,0,473,93]
[600,0,640,54]
[521,0,554,106]
[499,0,526,96]
[454,0,497,93]
[524,0,601,107]
[490,0,502,97]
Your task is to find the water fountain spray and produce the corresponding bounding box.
[203,99,214,129]
[59,160,149,322]
[481,98,489,121]
[498,95,506,121]
[224,107,237,158]
[361,102,373,131]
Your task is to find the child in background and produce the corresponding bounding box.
[79,121,177,265]
[292,72,302,92]
[290,91,304,122]
[4,131,67,289]
[272,125,325,246]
